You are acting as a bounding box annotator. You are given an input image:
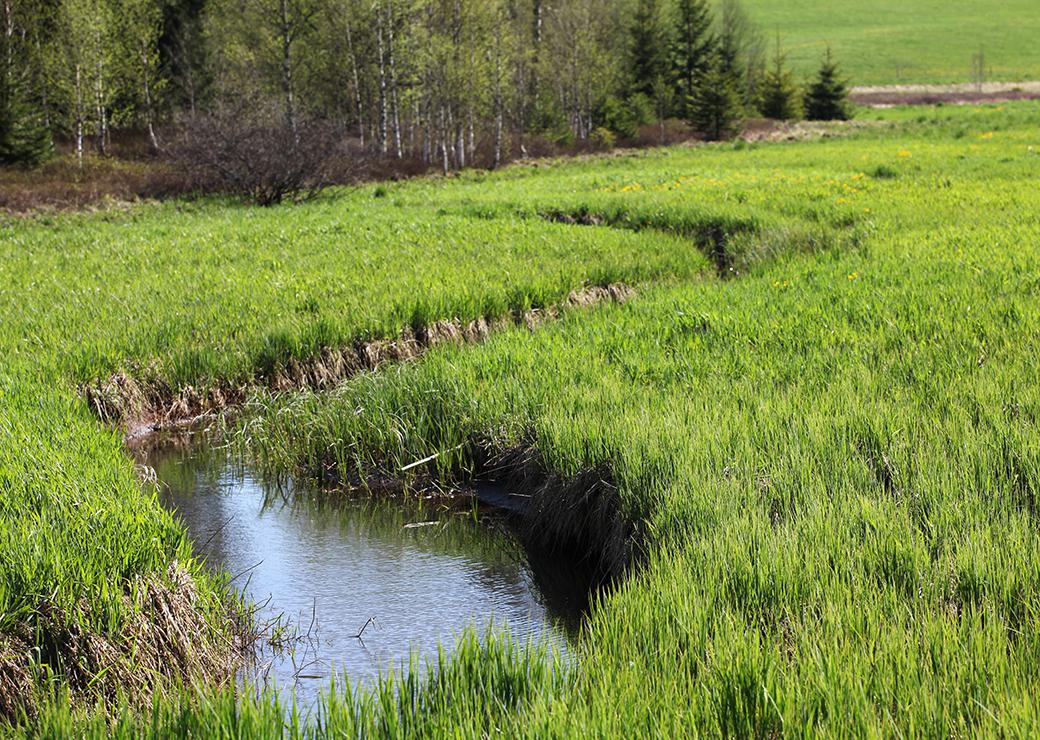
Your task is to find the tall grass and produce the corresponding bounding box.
[238,102,1040,733]
[27,631,569,738]
[2,100,1039,732]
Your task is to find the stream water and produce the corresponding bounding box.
[139,440,591,710]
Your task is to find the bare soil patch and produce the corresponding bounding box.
[851,81,1040,107]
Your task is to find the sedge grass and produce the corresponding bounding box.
[2,100,1039,734]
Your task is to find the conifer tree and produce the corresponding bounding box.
[671,0,713,118]
[759,35,801,120]
[804,48,851,120]
[687,53,742,141]
[0,86,53,167]
[0,0,53,166]
[629,0,668,99]
[715,0,764,109]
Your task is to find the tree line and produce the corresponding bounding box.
[0,0,851,173]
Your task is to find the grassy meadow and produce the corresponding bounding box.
[742,0,1040,84]
[3,102,1040,734]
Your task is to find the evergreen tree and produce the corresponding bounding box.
[628,0,668,99]
[759,35,801,120]
[0,84,53,167]
[804,48,851,120]
[687,53,742,141]
[671,0,713,118]
[159,0,211,117]
[0,0,53,167]
[715,0,765,111]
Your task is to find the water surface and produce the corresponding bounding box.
[141,441,588,709]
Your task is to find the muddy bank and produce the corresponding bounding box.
[84,283,634,448]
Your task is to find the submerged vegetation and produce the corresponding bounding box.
[2,101,1040,733]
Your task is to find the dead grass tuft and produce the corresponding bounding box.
[0,562,242,725]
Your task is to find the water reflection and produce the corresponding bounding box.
[140,441,588,710]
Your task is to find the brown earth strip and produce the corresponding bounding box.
[851,81,1040,107]
[85,283,635,448]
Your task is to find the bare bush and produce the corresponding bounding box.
[170,104,359,206]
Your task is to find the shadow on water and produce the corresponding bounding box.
[135,434,601,711]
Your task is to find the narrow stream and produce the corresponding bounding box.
[138,439,592,710]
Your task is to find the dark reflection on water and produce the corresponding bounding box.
[139,440,590,710]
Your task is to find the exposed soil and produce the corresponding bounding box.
[851,81,1040,107]
[86,283,635,449]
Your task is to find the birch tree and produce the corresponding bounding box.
[115,0,165,150]
[544,0,622,141]
[56,0,117,160]
[204,0,323,133]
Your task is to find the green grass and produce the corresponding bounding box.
[742,0,1040,85]
[0,158,711,721]
[3,101,1040,733]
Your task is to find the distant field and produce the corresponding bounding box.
[742,0,1040,85]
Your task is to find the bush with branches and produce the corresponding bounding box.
[171,105,359,206]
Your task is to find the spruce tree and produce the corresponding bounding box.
[0,0,53,167]
[0,88,53,168]
[715,0,758,104]
[671,0,714,118]
[759,35,801,120]
[804,48,852,121]
[629,0,668,99]
[688,54,743,141]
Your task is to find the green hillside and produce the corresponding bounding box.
[743,0,1040,84]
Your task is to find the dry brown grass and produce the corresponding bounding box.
[0,562,242,725]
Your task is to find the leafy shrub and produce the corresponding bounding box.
[589,127,617,150]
